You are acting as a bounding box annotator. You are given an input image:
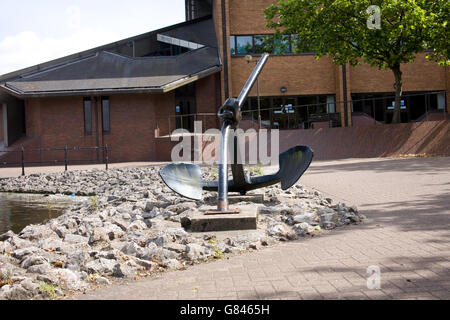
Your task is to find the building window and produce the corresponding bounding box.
[236,35,253,54]
[326,95,336,113]
[230,34,316,56]
[230,36,236,55]
[437,92,445,110]
[273,35,291,55]
[242,94,338,130]
[351,91,446,123]
[254,35,273,54]
[101,97,110,133]
[83,98,92,135]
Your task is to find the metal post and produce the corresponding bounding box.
[64,145,68,171]
[373,99,376,125]
[105,144,109,171]
[168,115,171,138]
[21,147,25,176]
[238,53,269,107]
[306,105,310,129]
[218,121,231,211]
[257,77,261,129]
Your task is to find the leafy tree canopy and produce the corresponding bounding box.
[265,0,449,70]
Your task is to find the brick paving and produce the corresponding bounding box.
[66,156,449,299]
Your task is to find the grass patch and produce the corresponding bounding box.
[89,196,99,211]
[39,282,58,300]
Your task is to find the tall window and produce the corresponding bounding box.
[83,98,92,135]
[101,97,110,133]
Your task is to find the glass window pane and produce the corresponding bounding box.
[230,36,236,55]
[254,35,273,54]
[299,96,317,116]
[102,98,110,133]
[437,92,445,110]
[326,95,336,113]
[83,98,92,135]
[272,98,284,129]
[259,98,271,127]
[241,99,252,120]
[236,36,253,54]
[429,93,438,110]
[273,35,290,55]
[317,95,327,114]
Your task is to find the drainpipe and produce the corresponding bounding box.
[221,0,229,100]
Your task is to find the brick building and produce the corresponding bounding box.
[0,0,448,164]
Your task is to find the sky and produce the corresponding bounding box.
[0,0,186,75]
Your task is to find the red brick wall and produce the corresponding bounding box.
[0,104,3,142]
[25,96,97,163]
[195,73,221,130]
[23,92,176,164]
[350,53,447,93]
[218,0,450,126]
[279,120,450,160]
[102,93,173,163]
[231,55,337,98]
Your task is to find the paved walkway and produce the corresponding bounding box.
[65,157,448,299]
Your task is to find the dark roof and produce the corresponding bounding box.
[160,18,217,48]
[0,16,221,98]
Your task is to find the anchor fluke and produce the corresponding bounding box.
[278,145,314,190]
[159,163,203,201]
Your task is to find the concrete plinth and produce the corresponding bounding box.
[228,194,265,204]
[181,204,258,232]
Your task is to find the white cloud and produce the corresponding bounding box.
[0,28,121,75]
[66,5,81,30]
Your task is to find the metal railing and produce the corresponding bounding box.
[350,91,449,125]
[0,145,110,175]
[165,112,218,137]
[162,91,448,133]
[162,104,342,135]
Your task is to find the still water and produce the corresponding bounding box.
[0,193,81,234]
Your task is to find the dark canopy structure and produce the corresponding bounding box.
[0,16,221,98]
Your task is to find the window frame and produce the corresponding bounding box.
[83,97,92,136]
[101,97,111,134]
[230,34,316,57]
[235,35,254,55]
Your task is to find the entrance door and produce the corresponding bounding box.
[175,83,196,133]
[2,99,25,147]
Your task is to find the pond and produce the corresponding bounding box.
[0,193,84,234]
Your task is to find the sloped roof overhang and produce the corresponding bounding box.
[0,65,221,98]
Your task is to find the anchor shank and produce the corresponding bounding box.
[236,53,269,108]
[218,120,232,211]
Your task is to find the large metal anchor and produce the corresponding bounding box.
[160,53,314,212]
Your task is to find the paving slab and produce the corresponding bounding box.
[68,156,450,300]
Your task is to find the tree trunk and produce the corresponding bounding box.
[391,65,403,124]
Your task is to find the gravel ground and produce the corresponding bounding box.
[0,166,363,300]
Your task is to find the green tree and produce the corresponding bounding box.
[265,0,449,124]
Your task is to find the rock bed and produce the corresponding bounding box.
[0,166,364,300]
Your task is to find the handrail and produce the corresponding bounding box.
[0,145,110,175]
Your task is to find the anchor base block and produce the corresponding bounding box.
[181,205,258,232]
